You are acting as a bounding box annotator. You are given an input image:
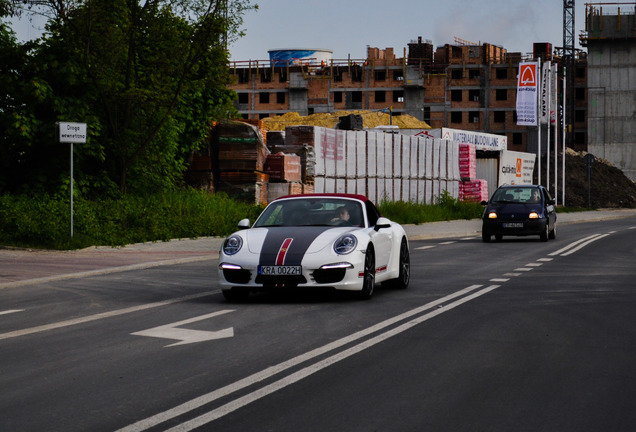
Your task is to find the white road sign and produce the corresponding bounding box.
[58,122,87,143]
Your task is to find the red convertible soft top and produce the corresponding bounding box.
[274,193,369,203]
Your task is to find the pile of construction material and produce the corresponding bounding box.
[185,119,315,204]
[458,143,488,202]
[210,120,269,204]
[261,110,431,131]
[285,126,460,204]
[266,129,315,201]
[185,119,470,205]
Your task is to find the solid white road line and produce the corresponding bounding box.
[165,285,503,432]
[548,234,604,257]
[0,309,24,316]
[557,234,610,257]
[118,284,499,432]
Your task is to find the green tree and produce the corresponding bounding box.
[1,0,255,194]
[0,22,66,194]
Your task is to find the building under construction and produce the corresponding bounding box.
[582,2,636,181]
[228,37,589,155]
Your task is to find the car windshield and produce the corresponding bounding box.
[254,198,364,228]
[492,187,541,204]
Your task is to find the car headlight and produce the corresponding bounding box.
[529,212,539,219]
[223,235,243,255]
[488,211,498,219]
[334,234,357,255]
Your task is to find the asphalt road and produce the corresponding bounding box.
[1,215,636,431]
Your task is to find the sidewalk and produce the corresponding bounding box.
[2,208,635,289]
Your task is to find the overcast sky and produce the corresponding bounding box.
[6,0,586,61]
[228,0,586,60]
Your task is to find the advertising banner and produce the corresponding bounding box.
[551,67,558,125]
[516,62,539,126]
[499,150,536,186]
[541,61,551,125]
[440,128,507,151]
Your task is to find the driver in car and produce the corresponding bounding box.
[331,206,351,224]
[528,189,541,203]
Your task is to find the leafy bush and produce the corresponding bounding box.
[2,190,573,250]
[0,191,264,250]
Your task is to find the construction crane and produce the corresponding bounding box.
[563,0,575,148]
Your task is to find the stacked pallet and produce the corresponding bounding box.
[265,128,316,201]
[458,143,477,180]
[459,179,489,202]
[265,153,302,201]
[458,143,488,202]
[211,120,269,204]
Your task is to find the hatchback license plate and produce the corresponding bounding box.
[503,222,523,228]
[258,265,302,275]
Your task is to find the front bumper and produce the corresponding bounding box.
[218,250,367,292]
[482,218,548,237]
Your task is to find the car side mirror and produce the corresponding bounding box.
[374,217,391,231]
[547,199,555,205]
[237,218,250,229]
[480,200,488,205]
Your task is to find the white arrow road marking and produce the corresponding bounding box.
[132,310,235,347]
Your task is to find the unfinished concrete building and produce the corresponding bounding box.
[228,37,589,154]
[583,3,636,181]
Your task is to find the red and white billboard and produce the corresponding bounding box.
[516,62,539,126]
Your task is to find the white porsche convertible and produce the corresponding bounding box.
[218,193,410,301]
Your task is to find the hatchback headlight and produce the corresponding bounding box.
[529,212,539,219]
[334,234,357,255]
[223,235,243,255]
[488,212,498,219]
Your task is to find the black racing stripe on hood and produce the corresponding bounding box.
[260,226,333,266]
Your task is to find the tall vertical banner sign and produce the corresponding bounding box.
[516,62,539,126]
[541,61,551,125]
[550,66,557,125]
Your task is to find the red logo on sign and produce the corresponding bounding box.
[516,158,522,177]
[519,64,537,87]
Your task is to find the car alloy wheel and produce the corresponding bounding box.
[358,246,375,299]
[386,237,410,289]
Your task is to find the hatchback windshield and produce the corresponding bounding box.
[492,187,541,204]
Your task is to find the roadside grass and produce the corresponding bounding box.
[0,190,584,250]
[378,191,484,224]
[0,191,264,250]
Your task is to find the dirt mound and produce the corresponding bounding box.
[536,148,636,208]
[261,110,431,131]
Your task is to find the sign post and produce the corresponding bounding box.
[56,122,87,238]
